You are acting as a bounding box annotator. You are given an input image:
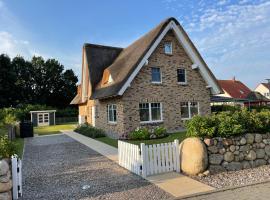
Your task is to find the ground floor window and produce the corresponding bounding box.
[107,104,117,123]
[180,101,199,119]
[139,102,162,123]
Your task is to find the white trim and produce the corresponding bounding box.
[180,101,199,120]
[139,102,163,124]
[30,110,56,113]
[177,68,187,85]
[107,104,117,124]
[151,67,162,84]
[164,42,173,55]
[191,63,199,69]
[118,22,172,96]
[117,20,221,96]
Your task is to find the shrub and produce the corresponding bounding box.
[74,124,105,138]
[216,112,244,137]
[186,109,270,138]
[185,115,217,138]
[154,126,167,138]
[129,127,150,140]
[0,135,18,159]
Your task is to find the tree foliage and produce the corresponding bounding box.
[0,54,78,108]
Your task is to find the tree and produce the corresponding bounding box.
[0,54,78,108]
[0,54,17,107]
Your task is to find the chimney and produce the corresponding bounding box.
[232,76,236,81]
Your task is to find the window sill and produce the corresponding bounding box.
[181,118,191,121]
[178,82,188,86]
[151,82,162,85]
[108,122,117,125]
[140,120,164,125]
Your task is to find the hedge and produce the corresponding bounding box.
[185,109,270,138]
[74,124,105,138]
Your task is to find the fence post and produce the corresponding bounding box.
[12,155,18,199]
[174,139,180,173]
[140,143,146,178]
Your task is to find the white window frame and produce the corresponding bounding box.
[151,67,162,84]
[164,42,172,55]
[180,101,199,120]
[139,102,163,124]
[107,104,117,124]
[177,68,187,85]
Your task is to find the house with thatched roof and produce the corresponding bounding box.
[71,17,222,138]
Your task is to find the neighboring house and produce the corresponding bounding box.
[217,78,251,99]
[255,83,270,100]
[71,17,222,138]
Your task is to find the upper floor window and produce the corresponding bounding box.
[107,104,117,123]
[180,101,199,119]
[139,103,162,123]
[151,67,161,83]
[177,68,186,84]
[164,42,172,54]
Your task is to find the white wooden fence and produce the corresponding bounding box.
[11,155,22,199]
[118,141,141,175]
[118,140,180,178]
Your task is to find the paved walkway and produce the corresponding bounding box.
[64,131,214,198]
[182,181,270,200]
[21,134,172,200]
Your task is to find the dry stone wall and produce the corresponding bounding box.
[203,133,270,174]
[0,159,12,200]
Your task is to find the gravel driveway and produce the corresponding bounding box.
[21,134,172,200]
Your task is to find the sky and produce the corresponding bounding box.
[0,0,269,89]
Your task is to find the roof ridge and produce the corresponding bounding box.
[84,43,123,50]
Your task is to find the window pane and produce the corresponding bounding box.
[113,109,117,122]
[139,103,149,121]
[151,67,161,82]
[177,69,186,83]
[151,103,161,121]
[108,105,117,122]
[164,43,172,54]
[190,102,198,117]
[180,102,189,118]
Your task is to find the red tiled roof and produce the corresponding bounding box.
[218,80,251,99]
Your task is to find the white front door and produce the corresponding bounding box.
[38,113,49,126]
[92,106,96,127]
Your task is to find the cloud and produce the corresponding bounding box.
[0,31,32,58]
[164,0,270,88]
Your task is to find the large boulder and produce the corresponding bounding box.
[179,138,208,175]
[0,180,12,193]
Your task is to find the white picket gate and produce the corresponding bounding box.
[11,155,22,199]
[118,140,180,178]
[118,140,141,175]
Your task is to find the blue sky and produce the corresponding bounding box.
[0,0,269,89]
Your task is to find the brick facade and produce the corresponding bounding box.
[79,31,211,138]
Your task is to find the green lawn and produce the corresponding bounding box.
[96,137,119,148]
[34,123,77,136]
[95,131,187,148]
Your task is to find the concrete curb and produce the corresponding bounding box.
[177,179,270,199]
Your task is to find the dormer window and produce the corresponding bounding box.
[164,42,172,54]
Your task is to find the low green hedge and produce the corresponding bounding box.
[0,135,18,159]
[74,124,105,138]
[129,126,167,140]
[186,109,270,138]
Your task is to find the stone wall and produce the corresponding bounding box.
[0,160,12,200]
[204,133,270,174]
